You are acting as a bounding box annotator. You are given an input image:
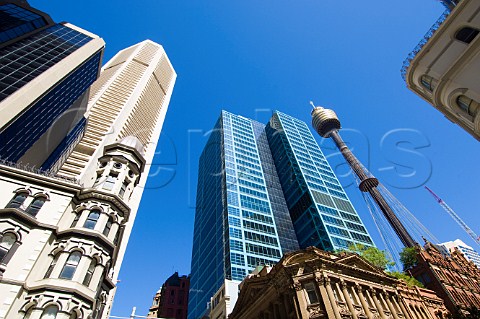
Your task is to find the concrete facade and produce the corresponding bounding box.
[230,247,449,319]
[403,0,480,140]
[208,280,240,319]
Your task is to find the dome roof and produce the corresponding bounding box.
[118,136,145,155]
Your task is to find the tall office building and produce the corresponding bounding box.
[0,0,105,167]
[188,111,373,319]
[441,239,480,268]
[0,39,176,319]
[58,40,176,317]
[266,111,374,250]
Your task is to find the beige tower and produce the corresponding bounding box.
[0,40,176,319]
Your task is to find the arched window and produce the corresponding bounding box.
[41,305,58,319]
[23,306,34,319]
[83,258,97,286]
[25,196,46,217]
[420,75,436,92]
[103,217,113,236]
[0,233,17,264]
[455,27,479,44]
[83,210,101,229]
[6,192,28,209]
[59,251,82,280]
[456,95,479,117]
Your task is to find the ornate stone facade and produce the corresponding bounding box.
[408,241,480,314]
[230,247,448,319]
[0,137,145,319]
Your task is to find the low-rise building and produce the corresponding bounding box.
[230,247,448,319]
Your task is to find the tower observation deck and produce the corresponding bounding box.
[310,105,417,248]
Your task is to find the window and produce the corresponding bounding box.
[103,217,113,237]
[41,305,58,319]
[103,173,117,191]
[44,254,59,278]
[420,75,436,92]
[119,180,128,198]
[83,258,96,286]
[455,27,479,44]
[456,95,479,117]
[6,192,28,209]
[0,233,16,263]
[25,196,46,217]
[304,282,319,304]
[71,212,80,227]
[83,210,100,230]
[59,251,81,279]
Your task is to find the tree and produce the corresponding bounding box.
[400,247,418,271]
[343,244,395,270]
[387,271,424,288]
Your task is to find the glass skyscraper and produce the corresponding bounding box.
[266,111,374,250]
[189,110,374,319]
[189,111,299,319]
[0,1,104,168]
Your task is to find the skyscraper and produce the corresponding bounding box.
[58,40,176,317]
[0,38,175,318]
[0,0,105,167]
[266,111,374,251]
[189,110,373,319]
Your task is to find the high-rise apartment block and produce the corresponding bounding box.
[441,239,480,269]
[188,111,373,319]
[0,4,176,315]
[0,0,105,167]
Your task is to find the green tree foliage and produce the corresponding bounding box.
[343,244,395,270]
[386,271,424,288]
[399,247,418,271]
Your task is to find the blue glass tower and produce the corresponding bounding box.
[188,111,299,319]
[0,1,104,168]
[266,111,374,250]
[189,110,375,318]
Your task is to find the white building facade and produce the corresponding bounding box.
[0,40,176,319]
[403,0,480,140]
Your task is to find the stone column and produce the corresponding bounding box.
[292,281,310,318]
[324,277,342,319]
[382,292,400,319]
[355,284,373,319]
[370,289,388,319]
[340,281,358,319]
[394,294,412,319]
[316,277,337,319]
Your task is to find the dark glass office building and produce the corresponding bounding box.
[189,111,375,318]
[0,1,104,168]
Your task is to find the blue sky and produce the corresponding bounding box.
[30,0,479,316]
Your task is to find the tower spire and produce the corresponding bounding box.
[310,106,417,248]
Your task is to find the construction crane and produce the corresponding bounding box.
[425,186,480,246]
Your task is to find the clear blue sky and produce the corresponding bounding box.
[30,0,480,316]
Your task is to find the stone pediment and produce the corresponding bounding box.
[335,254,384,274]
